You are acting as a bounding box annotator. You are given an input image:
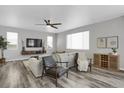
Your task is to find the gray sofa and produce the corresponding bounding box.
[53,52,76,68]
[23,52,76,78]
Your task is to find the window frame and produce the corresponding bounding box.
[7,32,18,50]
[66,31,89,50]
[47,35,53,49]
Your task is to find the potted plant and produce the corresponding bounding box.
[111,48,117,55]
[0,36,8,59]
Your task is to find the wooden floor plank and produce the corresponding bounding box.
[0,61,124,88]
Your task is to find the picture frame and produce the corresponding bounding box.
[97,37,107,48]
[106,36,118,48]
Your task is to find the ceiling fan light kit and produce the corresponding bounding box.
[47,25,51,27]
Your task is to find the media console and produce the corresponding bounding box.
[21,50,43,55]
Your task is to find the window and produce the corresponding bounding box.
[47,36,53,48]
[7,32,18,50]
[66,31,89,50]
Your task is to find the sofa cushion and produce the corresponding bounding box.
[28,58,38,63]
[78,52,87,61]
[68,53,75,67]
[53,52,76,68]
[57,53,69,62]
[42,56,56,68]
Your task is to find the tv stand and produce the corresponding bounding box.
[21,50,43,55]
[93,53,119,70]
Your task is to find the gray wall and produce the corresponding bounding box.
[57,16,124,70]
[0,25,57,61]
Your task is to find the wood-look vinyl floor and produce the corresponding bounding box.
[0,61,124,88]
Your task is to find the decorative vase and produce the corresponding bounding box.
[112,52,117,55]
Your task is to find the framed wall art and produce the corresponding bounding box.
[106,36,118,48]
[97,37,107,48]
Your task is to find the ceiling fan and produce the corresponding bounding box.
[35,19,62,29]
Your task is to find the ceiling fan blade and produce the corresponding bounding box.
[44,19,48,24]
[50,25,58,29]
[50,23,62,25]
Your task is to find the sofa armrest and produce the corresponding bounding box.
[29,59,43,77]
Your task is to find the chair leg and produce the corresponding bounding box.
[76,65,78,71]
[89,64,92,72]
[41,69,45,79]
[66,71,68,78]
[90,65,92,72]
[41,74,44,79]
[89,59,92,72]
[56,78,57,87]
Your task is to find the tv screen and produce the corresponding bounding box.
[26,38,42,47]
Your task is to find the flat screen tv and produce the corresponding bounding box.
[26,38,42,47]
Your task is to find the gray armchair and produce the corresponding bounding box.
[42,56,69,87]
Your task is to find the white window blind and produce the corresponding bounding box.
[7,32,18,50]
[67,31,89,50]
[47,36,53,48]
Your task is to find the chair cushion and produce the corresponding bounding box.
[78,52,87,61]
[42,56,56,67]
[46,66,67,78]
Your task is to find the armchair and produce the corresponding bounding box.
[76,52,92,72]
[42,56,69,87]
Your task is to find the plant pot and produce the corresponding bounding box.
[112,52,118,55]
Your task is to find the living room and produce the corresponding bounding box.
[0,4,124,89]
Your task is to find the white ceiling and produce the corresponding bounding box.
[0,5,124,33]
